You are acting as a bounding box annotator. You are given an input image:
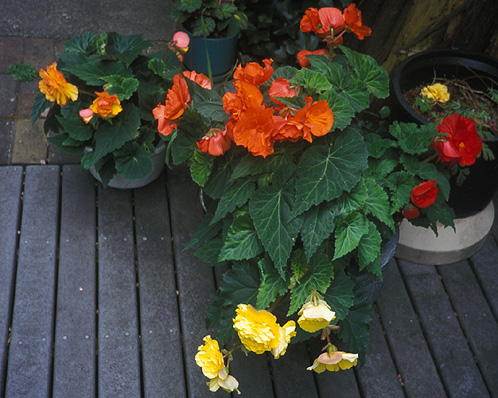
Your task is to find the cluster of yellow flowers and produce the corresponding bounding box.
[420,83,450,103]
[195,295,358,394]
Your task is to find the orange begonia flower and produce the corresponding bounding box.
[152,73,191,136]
[183,70,212,90]
[223,81,264,120]
[343,3,371,40]
[90,91,122,119]
[233,106,280,158]
[269,78,297,108]
[297,49,329,68]
[197,128,232,156]
[317,7,345,36]
[278,97,334,143]
[38,63,78,106]
[233,59,274,86]
[300,8,321,32]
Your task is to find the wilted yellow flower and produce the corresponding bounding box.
[90,91,123,118]
[207,366,241,394]
[233,304,281,354]
[420,83,450,103]
[39,62,78,106]
[307,347,358,373]
[195,335,224,379]
[298,298,336,333]
[272,321,296,359]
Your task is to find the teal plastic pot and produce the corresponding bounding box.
[183,29,239,83]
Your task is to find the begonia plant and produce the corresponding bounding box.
[31,31,188,187]
[157,4,482,394]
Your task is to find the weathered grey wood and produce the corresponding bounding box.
[271,342,319,398]
[471,236,498,320]
[309,338,361,398]
[399,260,490,398]
[52,166,97,398]
[0,166,23,397]
[134,174,187,398]
[167,165,225,397]
[356,314,404,398]
[376,259,446,398]
[97,186,141,398]
[438,259,498,397]
[229,350,275,397]
[5,166,60,398]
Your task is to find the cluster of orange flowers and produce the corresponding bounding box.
[153,59,335,158]
[297,3,371,68]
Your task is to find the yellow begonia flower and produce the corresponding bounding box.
[39,62,78,106]
[420,83,450,103]
[207,367,241,394]
[233,304,282,354]
[195,335,225,379]
[272,321,296,359]
[298,299,336,333]
[307,350,358,373]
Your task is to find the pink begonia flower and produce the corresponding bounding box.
[79,108,94,124]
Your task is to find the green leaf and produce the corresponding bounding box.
[293,128,368,217]
[177,0,202,13]
[212,179,256,224]
[101,75,139,101]
[32,92,51,125]
[106,32,150,67]
[385,171,417,214]
[114,142,153,180]
[333,212,369,260]
[187,80,227,121]
[300,203,337,260]
[55,116,93,141]
[365,157,398,180]
[190,150,215,187]
[218,209,264,262]
[288,249,334,315]
[63,59,132,86]
[192,16,216,37]
[185,210,223,250]
[389,122,437,155]
[294,68,332,92]
[340,46,389,99]
[323,270,355,320]
[364,178,395,230]
[320,90,355,131]
[207,260,260,345]
[63,32,98,54]
[249,185,303,276]
[257,257,289,309]
[364,133,396,158]
[358,222,382,270]
[93,103,141,163]
[338,298,373,361]
[194,236,224,265]
[170,107,205,164]
[400,154,451,200]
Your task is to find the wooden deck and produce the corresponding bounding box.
[1,164,497,398]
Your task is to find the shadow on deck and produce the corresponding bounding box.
[1,165,497,398]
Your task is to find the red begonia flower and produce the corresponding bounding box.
[411,180,438,208]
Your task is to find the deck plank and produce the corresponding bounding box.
[399,260,490,398]
[376,259,446,398]
[271,342,319,398]
[355,314,404,398]
[134,173,187,398]
[438,259,498,397]
[52,166,97,398]
[471,236,498,320]
[0,166,23,397]
[97,186,141,398]
[166,166,225,397]
[4,166,60,398]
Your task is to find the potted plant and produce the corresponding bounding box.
[172,0,248,82]
[31,31,187,188]
[157,4,459,394]
[391,49,498,264]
